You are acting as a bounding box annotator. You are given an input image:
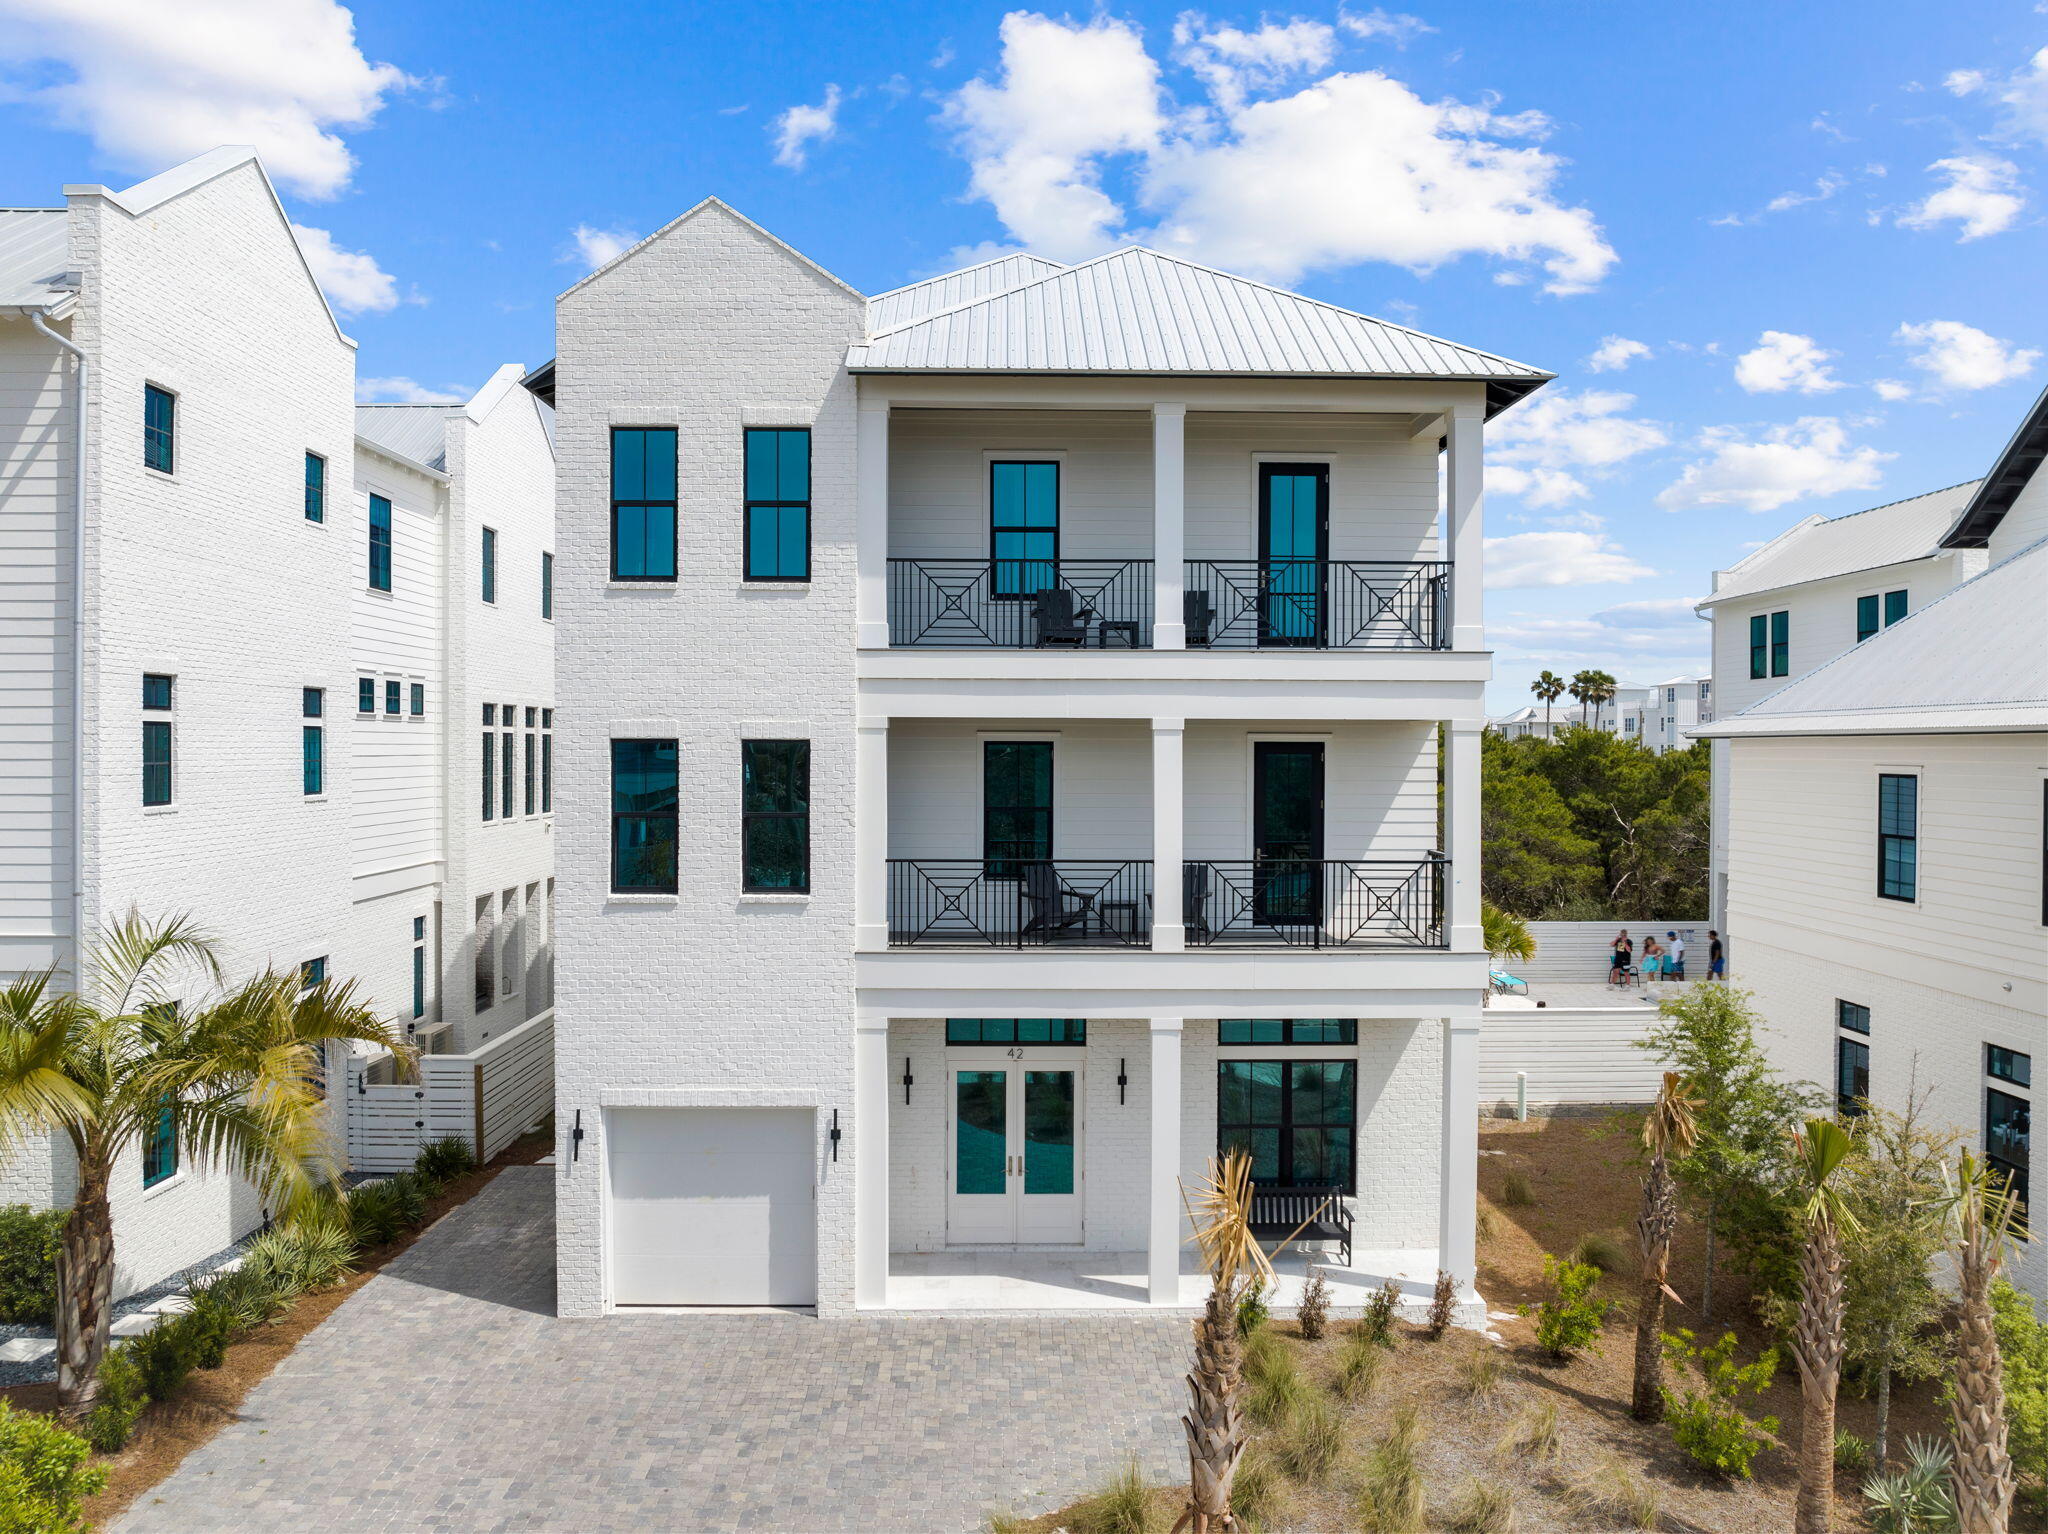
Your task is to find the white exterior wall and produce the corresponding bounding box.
[1989,469,2048,566]
[552,203,867,1318]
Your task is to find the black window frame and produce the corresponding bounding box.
[302,722,323,796]
[541,712,553,814]
[1217,1058,1357,1194]
[1218,1020,1358,1045]
[358,677,375,714]
[988,459,1061,599]
[983,739,1053,874]
[1836,999,1870,1035]
[1856,593,1881,644]
[611,738,679,894]
[143,384,175,474]
[741,738,811,892]
[481,526,498,604]
[1769,609,1789,677]
[1836,1035,1870,1118]
[500,710,515,820]
[384,679,401,716]
[1884,589,1908,627]
[1878,773,1918,902]
[1989,1044,2032,1088]
[368,493,393,592]
[304,450,326,522]
[610,426,678,582]
[410,682,425,717]
[1988,1085,2030,1210]
[142,673,174,712]
[945,1019,1088,1045]
[1749,614,1768,679]
[541,551,554,619]
[141,1097,177,1188]
[742,427,812,582]
[481,730,495,822]
[142,718,172,807]
[524,728,537,816]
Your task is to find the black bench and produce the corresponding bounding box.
[1247,1183,1351,1269]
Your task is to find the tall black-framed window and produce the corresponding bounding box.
[1878,773,1918,901]
[141,1097,177,1188]
[1219,1020,1357,1045]
[304,451,326,522]
[541,709,553,813]
[384,679,401,716]
[741,739,810,892]
[1856,595,1880,644]
[302,682,323,797]
[1749,614,1768,679]
[1218,1059,1356,1192]
[143,384,175,473]
[524,725,537,816]
[481,527,498,603]
[983,740,1052,874]
[411,915,427,1021]
[611,739,678,893]
[357,677,375,714]
[410,683,425,717]
[500,710,515,819]
[541,552,554,619]
[946,1019,1087,1045]
[142,673,173,807]
[481,707,496,823]
[611,427,677,581]
[1769,609,1789,677]
[743,428,811,581]
[368,493,393,591]
[1837,1036,1871,1117]
[1988,1086,2031,1209]
[989,460,1059,598]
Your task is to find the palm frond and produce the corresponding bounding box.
[1792,1117,1862,1236]
[87,908,221,1016]
[0,968,100,1141]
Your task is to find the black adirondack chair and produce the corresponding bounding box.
[1183,588,1216,647]
[1018,860,1097,938]
[1182,861,1214,940]
[1030,588,1094,648]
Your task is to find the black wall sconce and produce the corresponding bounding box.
[1118,1058,1128,1105]
[902,1057,914,1105]
[830,1108,842,1162]
[570,1108,584,1163]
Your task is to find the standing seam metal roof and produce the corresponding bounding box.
[355,404,463,473]
[1696,482,1981,608]
[866,254,1068,332]
[0,209,71,310]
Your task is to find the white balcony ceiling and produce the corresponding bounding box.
[848,247,1551,414]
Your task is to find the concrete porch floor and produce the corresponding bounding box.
[884,1244,1484,1322]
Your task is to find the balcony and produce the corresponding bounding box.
[885,855,1447,950]
[885,559,1448,651]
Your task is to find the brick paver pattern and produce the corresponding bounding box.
[117,1168,1190,1533]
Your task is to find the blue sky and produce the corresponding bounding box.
[3,0,2042,708]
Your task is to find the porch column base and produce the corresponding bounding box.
[1148,1018,1184,1304]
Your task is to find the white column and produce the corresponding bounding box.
[1150,718,1184,952]
[1445,402,1484,652]
[854,1014,891,1308]
[1443,719,1482,953]
[1152,404,1186,649]
[1437,1009,1482,1289]
[856,398,891,649]
[855,718,889,951]
[1149,1017,1184,1304]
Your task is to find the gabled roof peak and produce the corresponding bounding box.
[558,195,863,304]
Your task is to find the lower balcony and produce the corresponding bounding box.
[885,855,1446,950]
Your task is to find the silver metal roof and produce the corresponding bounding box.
[866,254,1067,332]
[847,247,1551,409]
[1697,536,2048,736]
[1698,481,1980,608]
[0,210,70,311]
[355,404,461,473]
[1942,385,2048,549]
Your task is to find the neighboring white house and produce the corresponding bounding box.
[1615,676,1711,755]
[0,148,555,1300]
[1492,682,1655,744]
[548,203,1544,1318]
[1695,389,2048,1300]
[1694,481,1988,931]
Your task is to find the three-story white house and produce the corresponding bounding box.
[550,201,1548,1317]
[0,147,556,1299]
[1696,390,2047,1298]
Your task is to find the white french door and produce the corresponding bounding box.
[946,1050,1084,1244]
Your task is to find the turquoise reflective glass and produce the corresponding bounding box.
[1879,773,1917,899]
[368,494,393,591]
[990,462,1058,596]
[141,1098,177,1187]
[411,943,425,1019]
[1749,614,1768,678]
[304,452,325,522]
[1856,594,1880,643]
[1218,1020,1356,1045]
[1024,1072,1075,1195]
[1769,609,1789,676]
[983,740,1052,869]
[142,721,172,806]
[142,674,173,710]
[302,725,323,795]
[741,739,809,892]
[1217,1059,1355,1190]
[744,429,810,579]
[955,1071,1006,1195]
[1884,589,1908,626]
[611,429,678,579]
[611,428,677,501]
[144,386,174,473]
[481,527,497,602]
[1989,1045,2032,1087]
[1260,467,1324,642]
[302,687,322,718]
[610,739,678,892]
[945,1019,1086,1045]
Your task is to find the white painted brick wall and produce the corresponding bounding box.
[552,203,866,1317]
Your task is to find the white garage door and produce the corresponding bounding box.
[607,1108,817,1306]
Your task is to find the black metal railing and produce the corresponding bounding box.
[1182,856,1446,948]
[887,560,1154,648]
[1183,561,1449,650]
[888,860,1153,947]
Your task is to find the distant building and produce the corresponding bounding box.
[1615,676,1711,755]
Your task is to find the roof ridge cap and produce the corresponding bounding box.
[1820,478,1981,523]
[867,251,1067,303]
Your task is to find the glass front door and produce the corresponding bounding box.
[947,1053,1084,1243]
[1254,741,1324,925]
[1259,464,1328,646]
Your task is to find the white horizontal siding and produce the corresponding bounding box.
[1516,919,1707,982]
[350,473,444,875]
[1992,466,2048,566]
[1478,1006,1663,1106]
[1186,412,1439,564]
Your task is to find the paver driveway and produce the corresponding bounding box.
[117,1168,1188,1533]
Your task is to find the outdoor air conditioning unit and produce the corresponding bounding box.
[412,1022,458,1056]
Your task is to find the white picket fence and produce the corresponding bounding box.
[1478,1004,1666,1110]
[346,1008,554,1174]
[1518,919,1708,982]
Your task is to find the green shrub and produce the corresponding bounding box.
[385,1171,433,1231]
[1862,1436,1957,1534]
[82,1347,146,1454]
[0,1401,106,1534]
[128,1315,202,1401]
[1296,1264,1331,1340]
[1993,1278,2048,1508]
[344,1181,406,1249]
[1518,1256,1615,1360]
[1235,1278,1270,1337]
[1658,1328,1779,1479]
[1243,1336,1306,1427]
[1360,1276,1401,1348]
[242,1217,356,1294]
[1835,1428,1874,1475]
[186,1264,290,1334]
[1567,1231,1630,1276]
[0,1207,64,1327]
[414,1135,478,1183]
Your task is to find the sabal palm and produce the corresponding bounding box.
[1587,671,1619,731]
[1568,669,1598,727]
[1632,1071,1701,1421]
[1947,1151,2024,1534]
[0,912,405,1421]
[1790,1118,1863,1534]
[1531,671,1565,735]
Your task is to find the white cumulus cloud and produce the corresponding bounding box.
[1656,417,1892,513]
[1894,320,2041,391]
[1586,335,1650,372]
[940,11,1615,291]
[356,376,466,404]
[1897,155,2027,240]
[772,84,843,170]
[0,0,414,199]
[290,223,398,314]
[1338,8,1435,46]
[1733,331,1845,394]
[1484,526,1656,589]
[562,224,641,271]
[1945,46,2048,146]
[1486,389,1667,506]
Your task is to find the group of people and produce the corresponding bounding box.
[1608,927,1725,987]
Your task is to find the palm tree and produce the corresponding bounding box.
[1586,671,1619,732]
[0,911,405,1422]
[1530,671,1565,737]
[1481,902,1535,966]
[1176,1150,1264,1534]
[1632,1072,1701,1420]
[1947,1151,2024,1534]
[1568,669,1598,728]
[1789,1118,1862,1534]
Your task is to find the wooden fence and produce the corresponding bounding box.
[346,1008,554,1174]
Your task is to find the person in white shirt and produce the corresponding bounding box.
[1666,930,1686,980]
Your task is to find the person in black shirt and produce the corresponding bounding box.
[1708,929,1725,979]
